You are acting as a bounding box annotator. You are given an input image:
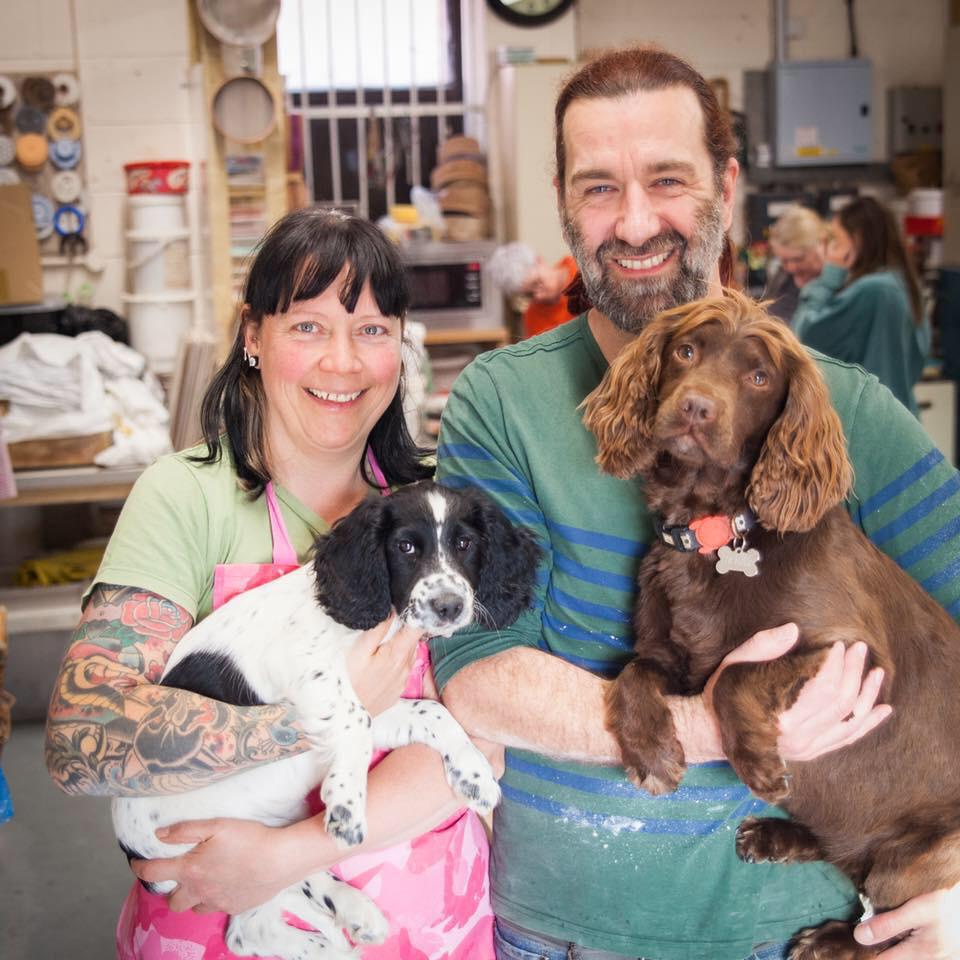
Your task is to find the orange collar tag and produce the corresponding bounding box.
[689,515,735,554]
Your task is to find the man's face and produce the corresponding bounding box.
[557,87,736,334]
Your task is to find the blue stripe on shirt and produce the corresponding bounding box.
[871,474,960,545]
[860,449,944,516]
[500,782,768,835]
[542,610,632,650]
[506,753,751,803]
[546,518,647,558]
[897,513,960,569]
[548,584,632,624]
[552,551,636,593]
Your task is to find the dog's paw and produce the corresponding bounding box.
[324,803,366,848]
[789,920,871,960]
[736,817,772,863]
[330,883,390,946]
[737,756,791,804]
[442,745,501,813]
[623,738,685,795]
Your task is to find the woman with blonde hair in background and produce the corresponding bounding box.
[765,204,828,325]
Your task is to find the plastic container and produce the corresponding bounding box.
[128,194,186,232]
[126,229,191,294]
[122,291,195,371]
[124,160,190,195]
[908,188,944,218]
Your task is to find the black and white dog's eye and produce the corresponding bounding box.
[397,540,416,555]
[455,536,472,552]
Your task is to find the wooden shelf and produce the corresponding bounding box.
[424,327,509,347]
[1,465,142,508]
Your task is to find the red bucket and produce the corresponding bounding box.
[124,160,190,195]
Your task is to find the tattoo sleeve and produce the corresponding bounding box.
[45,584,306,798]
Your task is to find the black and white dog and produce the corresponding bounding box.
[112,480,540,959]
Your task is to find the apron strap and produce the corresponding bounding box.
[366,447,390,497]
[265,481,299,566]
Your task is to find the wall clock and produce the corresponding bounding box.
[485,0,576,28]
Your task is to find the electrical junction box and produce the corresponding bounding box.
[887,85,942,155]
[773,59,873,167]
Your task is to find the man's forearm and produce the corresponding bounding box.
[440,647,724,765]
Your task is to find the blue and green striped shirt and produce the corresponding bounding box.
[432,312,960,959]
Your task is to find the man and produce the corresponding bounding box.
[433,46,960,959]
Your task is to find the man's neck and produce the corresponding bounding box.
[587,308,636,364]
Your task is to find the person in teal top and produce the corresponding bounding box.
[433,46,960,960]
[792,196,929,414]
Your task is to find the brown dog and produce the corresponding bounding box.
[581,290,960,959]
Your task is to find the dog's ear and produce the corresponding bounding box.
[466,491,543,629]
[581,320,671,479]
[312,497,393,629]
[748,344,852,533]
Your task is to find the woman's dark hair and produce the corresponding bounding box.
[192,208,433,494]
[836,196,923,325]
[555,44,739,308]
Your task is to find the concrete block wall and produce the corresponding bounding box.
[0,0,207,329]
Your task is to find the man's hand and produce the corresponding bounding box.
[132,818,312,915]
[700,623,891,763]
[855,885,960,958]
[345,616,423,717]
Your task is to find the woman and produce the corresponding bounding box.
[793,196,929,413]
[44,209,499,959]
[766,204,828,325]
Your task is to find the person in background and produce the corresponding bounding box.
[433,45,960,960]
[793,195,930,413]
[44,209,499,960]
[765,204,828,325]
[487,241,578,338]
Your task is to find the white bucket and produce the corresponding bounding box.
[126,229,191,294]
[123,291,195,372]
[128,194,186,232]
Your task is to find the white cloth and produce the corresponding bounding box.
[0,332,172,466]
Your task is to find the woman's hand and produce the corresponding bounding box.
[132,818,311,915]
[703,623,892,762]
[345,615,423,716]
[855,884,960,958]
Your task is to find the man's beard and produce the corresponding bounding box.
[561,195,727,334]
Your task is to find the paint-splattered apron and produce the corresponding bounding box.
[116,475,495,959]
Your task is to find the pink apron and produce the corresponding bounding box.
[117,471,495,959]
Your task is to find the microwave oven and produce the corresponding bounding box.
[401,240,503,330]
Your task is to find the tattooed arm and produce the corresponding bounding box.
[44,583,305,798]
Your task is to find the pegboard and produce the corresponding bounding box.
[0,71,90,258]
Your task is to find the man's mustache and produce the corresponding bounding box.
[595,232,687,264]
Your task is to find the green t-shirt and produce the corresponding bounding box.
[433,312,960,959]
[88,442,327,621]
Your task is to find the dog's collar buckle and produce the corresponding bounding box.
[656,510,756,556]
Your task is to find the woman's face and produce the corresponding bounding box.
[245,268,403,468]
[827,218,857,269]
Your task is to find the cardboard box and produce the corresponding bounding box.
[0,184,43,306]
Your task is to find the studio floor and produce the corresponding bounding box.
[1,720,131,959]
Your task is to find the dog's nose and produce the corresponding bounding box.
[679,391,717,424]
[430,593,465,623]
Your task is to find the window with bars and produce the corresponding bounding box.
[277,0,475,222]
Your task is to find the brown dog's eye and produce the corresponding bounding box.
[752,370,768,386]
[675,343,695,361]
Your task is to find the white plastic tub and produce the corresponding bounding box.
[126,229,191,294]
[122,291,195,372]
[128,194,186,232]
